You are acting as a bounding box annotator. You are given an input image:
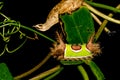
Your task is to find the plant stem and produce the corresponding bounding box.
[14,53,51,80]
[29,65,61,80]
[86,1,120,13]
[94,4,120,41]
[77,65,89,80]
[83,2,120,24]
[0,23,56,42]
[90,12,110,34]
[0,12,10,20]
[44,67,63,80]
[87,61,105,80]
[18,24,56,42]
[5,38,27,53]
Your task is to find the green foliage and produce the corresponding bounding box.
[87,61,105,80]
[60,6,95,44]
[59,6,104,80]
[0,1,120,80]
[0,63,13,80]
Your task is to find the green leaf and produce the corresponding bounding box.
[60,6,95,44]
[87,61,105,80]
[0,63,13,80]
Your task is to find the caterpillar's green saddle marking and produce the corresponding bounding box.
[60,6,95,65]
[64,44,91,58]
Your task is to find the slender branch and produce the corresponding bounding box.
[0,2,3,10]
[77,65,89,80]
[83,2,120,24]
[14,53,51,79]
[0,47,6,56]
[44,67,64,80]
[17,24,56,42]
[29,65,61,80]
[5,27,20,36]
[94,13,113,41]
[93,4,120,41]
[5,38,27,53]
[87,61,105,80]
[0,12,10,20]
[91,13,102,25]
[0,23,56,42]
[91,12,111,33]
[86,1,120,13]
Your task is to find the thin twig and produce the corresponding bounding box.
[93,4,120,41]
[14,53,52,80]
[91,12,111,33]
[86,1,120,13]
[83,2,120,24]
[29,65,61,80]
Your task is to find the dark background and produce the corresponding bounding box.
[0,0,120,80]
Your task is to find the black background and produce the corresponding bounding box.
[0,0,120,80]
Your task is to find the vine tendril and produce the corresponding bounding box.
[5,38,27,53]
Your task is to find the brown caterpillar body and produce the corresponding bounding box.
[50,32,101,60]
